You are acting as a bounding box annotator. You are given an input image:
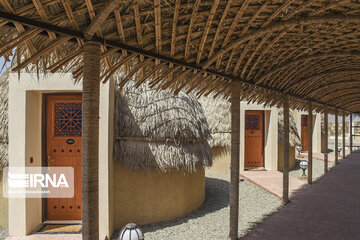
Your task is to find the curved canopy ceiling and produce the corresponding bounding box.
[0,0,360,113]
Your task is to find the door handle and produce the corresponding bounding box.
[47,156,55,162]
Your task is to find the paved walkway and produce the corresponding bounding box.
[242,153,360,240]
[240,171,306,200]
[6,235,107,240]
[301,152,343,163]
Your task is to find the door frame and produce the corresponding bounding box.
[41,92,82,222]
[244,110,265,169]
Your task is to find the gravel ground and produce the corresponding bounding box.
[112,173,282,240]
[290,158,335,182]
[0,226,8,240]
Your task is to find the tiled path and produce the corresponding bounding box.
[6,234,107,240]
[242,153,360,240]
[240,171,306,199]
[301,152,343,163]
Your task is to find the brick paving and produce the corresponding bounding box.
[301,152,343,163]
[240,171,306,200]
[242,153,360,240]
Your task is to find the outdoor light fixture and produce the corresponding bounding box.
[119,223,144,240]
[338,146,342,156]
[299,160,308,177]
[296,145,303,158]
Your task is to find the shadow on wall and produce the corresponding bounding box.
[111,176,229,238]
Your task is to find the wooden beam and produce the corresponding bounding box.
[84,0,125,39]
[350,113,353,153]
[324,107,328,173]
[229,81,240,240]
[203,14,360,69]
[335,109,339,164]
[196,0,219,64]
[154,0,161,77]
[343,111,346,158]
[208,0,232,58]
[308,102,313,184]
[184,0,201,61]
[283,95,290,204]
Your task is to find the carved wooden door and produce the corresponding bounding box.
[301,115,309,151]
[245,111,264,168]
[46,94,82,220]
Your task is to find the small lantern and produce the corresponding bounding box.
[299,160,308,177]
[296,145,302,157]
[119,223,144,240]
[338,146,342,156]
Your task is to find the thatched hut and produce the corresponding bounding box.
[0,70,8,230]
[198,96,231,172]
[0,70,8,169]
[113,79,212,228]
[278,109,301,171]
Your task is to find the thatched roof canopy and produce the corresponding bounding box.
[114,79,212,172]
[0,1,360,113]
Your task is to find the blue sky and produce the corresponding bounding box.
[0,57,9,74]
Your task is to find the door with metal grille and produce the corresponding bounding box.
[245,111,264,168]
[46,94,82,220]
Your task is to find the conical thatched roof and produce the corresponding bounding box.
[278,109,301,147]
[0,70,8,168]
[114,79,212,172]
[198,95,230,148]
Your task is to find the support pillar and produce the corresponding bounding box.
[335,109,339,164]
[342,111,346,158]
[350,113,353,153]
[82,41,101,240]
[229,81,240,240]
[308,102,313,184]
[283,95,289,204]
[324,108,328,173]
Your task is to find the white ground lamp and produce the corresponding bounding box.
[119,223,144,240]
[299,160,308,177]
[338,146,342,156]
[296,145,302,157]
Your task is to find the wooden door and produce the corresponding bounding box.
[245,111,264,168]
[46,94,82,220]
[301,115,309,151]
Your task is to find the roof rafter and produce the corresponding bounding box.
[0,10,352,113]
[203,14,360,69]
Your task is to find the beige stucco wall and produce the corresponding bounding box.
[8,73,114,238]
[240,103,278,171]
[207,103,279,173]
[278,144,296,172]
[295,111,322,153]
[206,147,231,174]
[113,164,205,229]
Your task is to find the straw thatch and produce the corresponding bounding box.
[278,109,301,147]
[0,70,8,168]
[0,1,360,114]
[198,95,230,148]
[114,77,212,172]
